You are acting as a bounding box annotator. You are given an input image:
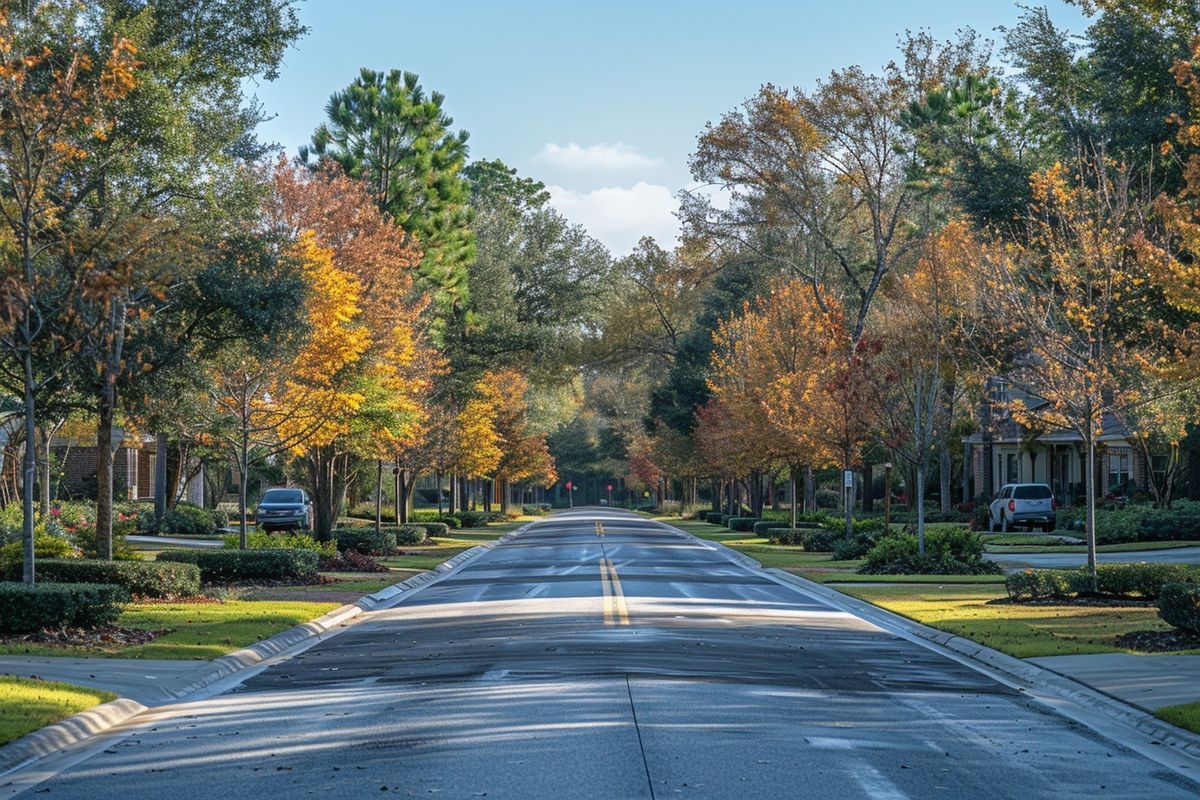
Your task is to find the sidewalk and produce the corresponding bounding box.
[0,657,215,706]
[1028,653,1200,711]
[987,546,1200,569]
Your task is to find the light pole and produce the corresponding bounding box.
[607,483,613,507]
[883,462,893,528]
[566,480,573,509]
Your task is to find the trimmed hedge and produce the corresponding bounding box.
[334,527,397,556]
[394,525,426,546]
[29,559,200,599]
[1006,563,1200,600]
[1158,582,1200,633]
[860,528,1001,575]
[0,582,129,633]
[456,511,492,528]
[704,512,723,524]
[410,522,450,538]
[769,526,821,546]
[726,517,761,533]
[753,521,789,536]
[158,548,318,582]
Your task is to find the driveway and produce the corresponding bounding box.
[11,509,1197,799]
[988,546,1200,569]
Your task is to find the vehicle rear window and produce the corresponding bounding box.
[1013,485,1052,499]
[262,489,303,503]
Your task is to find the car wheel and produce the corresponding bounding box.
[1044,521,1055,533]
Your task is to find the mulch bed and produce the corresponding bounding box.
[0,625,172,650]
[1112,629,1200,652]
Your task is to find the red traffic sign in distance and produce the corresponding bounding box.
[565,481,572,490]
[607,484,613,491]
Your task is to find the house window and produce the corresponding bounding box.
[992,379,1010,405]
[1107,449,1130,491]
[1152,454,1169,485]
[1006,453,1018,484]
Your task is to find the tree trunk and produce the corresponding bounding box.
[21,351,36,584]
[374,459,382,535]
[95,393,117,561]
[843,463,853,538]
[789,466,798,529]
[306,446,341,542]
[916,462,926,555]
[1084,432,1098,590]
[154,432,168,523]
[398,469,410,523]
[862,455,874,514]
[38,424,55,517]
[437,470,444,515]
[939,443,952,514]
[238,419,249,549]
[500,478,509,513]
[804,466,816,514]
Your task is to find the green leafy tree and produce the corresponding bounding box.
[303,68,474,313]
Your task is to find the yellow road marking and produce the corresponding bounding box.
[604,558,629,626]
[600,560,614,624]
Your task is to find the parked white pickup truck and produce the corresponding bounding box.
[988,483,1057,533]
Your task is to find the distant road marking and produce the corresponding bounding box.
[602,558,630,626]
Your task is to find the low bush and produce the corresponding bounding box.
[334,527,397,556]
[394,526,426,546]
[221,531,336,556]
[768,528,810,546]
[410,522,450,538]
[719,514,733,527]
[1006,563,1200,601]
[704,512,723,524]
[799,527,839,551]
[521,504,551,515]
[753,520,789,536]
[1158,582,1200,633]
[1006,569,1082,600]
[726,517,760,533]
[143,502,227,537]
[27,559,200,599]
[0,534,76,575]
[1094,563,1200,598]
[158,548,318,582]
[831,518,890,561]
[0,582,128,633]
[456,511,492,528]
[860,528,1001,575]
[1138,503,1200,542]
[318,550,389,573]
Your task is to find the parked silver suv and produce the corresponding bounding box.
[988,483,1056,533]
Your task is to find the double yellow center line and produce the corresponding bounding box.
[599,557,629,626]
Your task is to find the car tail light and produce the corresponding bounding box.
[1008,499,1016,512]
[1051,498,1058,510]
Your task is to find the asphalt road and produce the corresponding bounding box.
[8,509,1197,798]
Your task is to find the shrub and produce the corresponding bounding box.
[438,515,461,529]
[456,511,493,528]
[394,526,426,546]
[318,550,389,573]
[146,502,226,537]
[860,529,1002,575]
[815,488,840,509]
[0,534,77,575]
[1094,563,1200,599]
[753,521,789,536]
[799,527,839,551]
[766,525,821,546]
[727,517,760,533]
[222,531,336,556]
[705,512,723,524]
[1158,582,1200,633]
[411,522,450,538]
[1006,569,1083,600]
[1138,503,1200,542]
[719,514,733,527]
[27,559,200,599]
[0,582,129,633]
[158,548,318,582]
[334,527,397,556]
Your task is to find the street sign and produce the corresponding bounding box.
[565,481,572,490]
[843,470,854,488]
[607,484,613,491]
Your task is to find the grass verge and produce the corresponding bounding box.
[1156,701,1200,735]
[652,515,862,569]
[793,570,1006,585]
[0,676,116,745]
[985,540,1200,554]
[0,600,342,660]
[840,584,1188,658]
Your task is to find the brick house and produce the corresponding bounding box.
[962,378,1155,506]
[53,431,205,505]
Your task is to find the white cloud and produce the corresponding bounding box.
[534,141,661,171]
[547,182,679,256]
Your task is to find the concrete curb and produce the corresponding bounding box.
[0,522,533,778]
[663,519,1200,765]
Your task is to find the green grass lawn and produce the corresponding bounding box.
[652,515,863,569]
[1156,701,1200,735]
[985,540,1200,554]
[0,600,342,660]
[0,676,117,745]
[840,584,1185,658]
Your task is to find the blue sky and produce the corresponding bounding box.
[253,0,1089,255]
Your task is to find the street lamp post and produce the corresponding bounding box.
[883,462,893,527]
[607,484,613,507]
[566,480,573,509]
